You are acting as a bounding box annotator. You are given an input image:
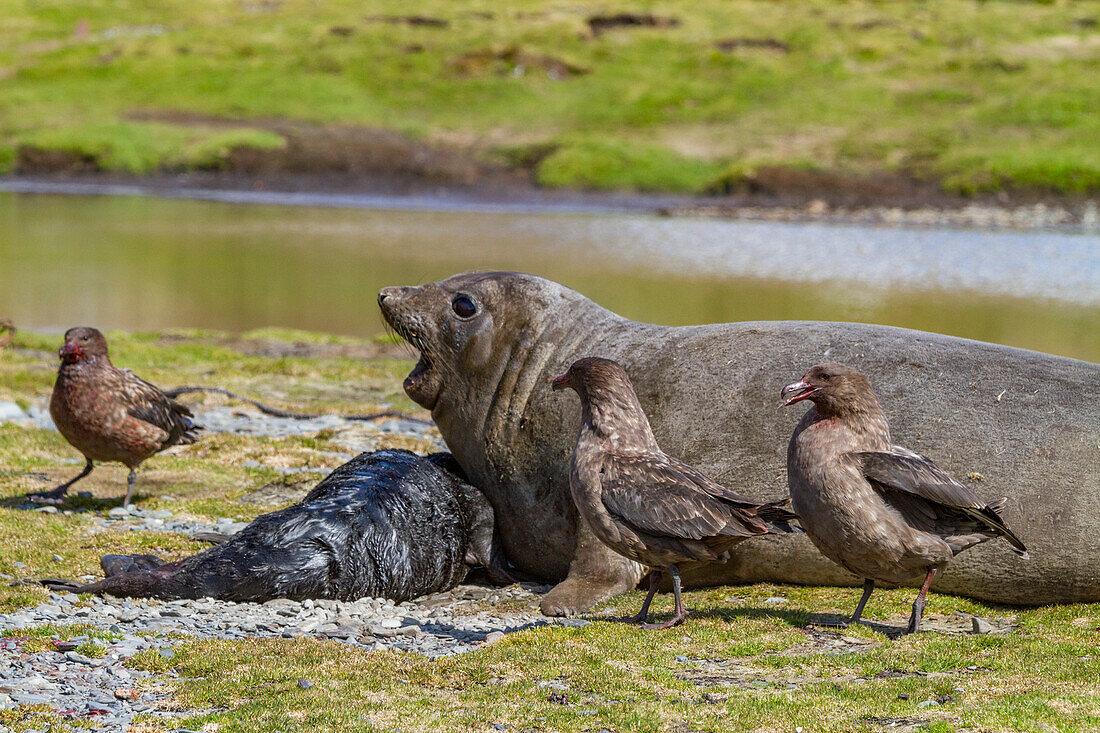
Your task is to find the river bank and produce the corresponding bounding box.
[4,1,1099,224]
[4,167,1098,234]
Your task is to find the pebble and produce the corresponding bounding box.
[971,615,994,634]
[558,619,591,628]
[763,597,788,605]
[297,679,313,689]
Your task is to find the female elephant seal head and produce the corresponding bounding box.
[378,272,564,411]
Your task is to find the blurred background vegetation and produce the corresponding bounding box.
[1,0,1097,197]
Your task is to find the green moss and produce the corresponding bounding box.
[16,122,195,174]
[120,584,1100,732]
[537,138,724,193]
[183,128,286,170]
[0,145,15,174]
[15,122,286,175]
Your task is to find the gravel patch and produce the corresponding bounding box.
[0,401,439,445]
[0,582,577,726]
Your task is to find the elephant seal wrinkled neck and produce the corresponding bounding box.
[379,271,626,463]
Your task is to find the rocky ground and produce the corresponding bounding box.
[0,582,589,730]
[0,400,586,729]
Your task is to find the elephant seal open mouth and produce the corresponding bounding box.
[379,271,1100,616]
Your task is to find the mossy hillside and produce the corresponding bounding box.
[1,0,1098,195]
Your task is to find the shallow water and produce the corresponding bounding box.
[1,189,1097,361]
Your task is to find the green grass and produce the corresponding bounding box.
[1,329,1099,731]
[116,587,1100,732]
[0,0,1097,194]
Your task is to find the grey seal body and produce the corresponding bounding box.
[378,271,1100,614]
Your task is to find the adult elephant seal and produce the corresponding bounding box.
[44,450,512,602]
[378,272,1100,615]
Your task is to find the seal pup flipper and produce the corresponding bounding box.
[101,553,166,576]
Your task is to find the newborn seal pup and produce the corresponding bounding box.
[553,357,800,628]
[44,450,512,602]
[378,271,1099,615]
[781,363,1028,634]
[30,327,200,506]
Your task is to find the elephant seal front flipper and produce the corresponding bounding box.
[540,518,644,616]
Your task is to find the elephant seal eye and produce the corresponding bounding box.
[452,295,477,318]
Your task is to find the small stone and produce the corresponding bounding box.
[36,506,58,514]
[379,617,402,629]
[917,699,940,708]
[77,491,93,498]
[323,625,360,639]
[369,625,397,638]
[159,649,175,660]
[971,616,994,634]
[674,654,688,663]
[51,553,64,562]
[491,725,505,731]
[558,619,591,628]
[108,507,129,517]
[897,694,909,701]
[65,651,95,665]
[297,679,313,689]
[484,631,505,644]
[763,596,788,605]
[114,687,138,701]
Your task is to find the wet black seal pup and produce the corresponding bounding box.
[46,450,512,602]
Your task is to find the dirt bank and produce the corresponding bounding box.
[8,113,1098,231]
